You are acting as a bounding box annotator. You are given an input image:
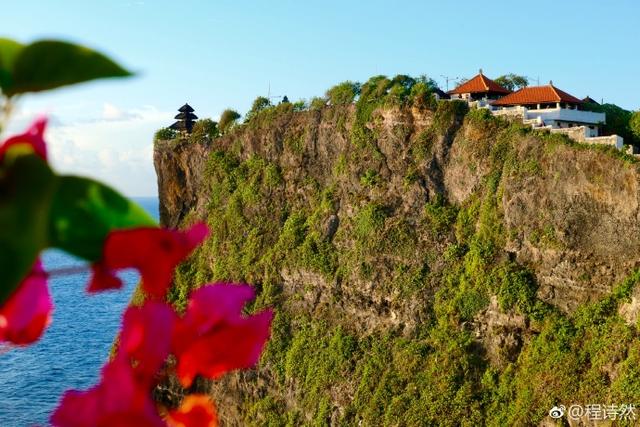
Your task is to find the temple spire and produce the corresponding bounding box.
[169,103,198,133]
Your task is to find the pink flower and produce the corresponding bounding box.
[88,223,209,298]
[0,259,52,345]
[172,284,273,388]
[50,359,164,427]
[117,301,176,381]
[167,395,218,427]
[0,117,48,162]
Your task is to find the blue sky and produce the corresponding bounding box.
[3,0,639,195]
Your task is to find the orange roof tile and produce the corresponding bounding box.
[492,84,583,106]
[448,73,511,95]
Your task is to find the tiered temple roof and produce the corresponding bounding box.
[170,103,198,133]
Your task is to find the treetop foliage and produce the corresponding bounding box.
[219,109,241,134]
[494,73,529,91]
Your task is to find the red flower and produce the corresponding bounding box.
[0,117,48,162]
[172,284,273,388]
[118,301,176,381]
[88,222,209,298]
[51,358,164,427]
[0,259,52,345]
[167,395,218,427]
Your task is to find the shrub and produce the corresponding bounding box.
[309,97,327,110]
[354,203,388,240]
[360,75,392,101]
[360,169,380,187]
[245,96,272,122]
[190,118,219,140]
[409,82,435,109]
[154,127,177,141]
[326,81,360,105]
[385,74,416,105]
[219,109,241,134]
[292,100,307,112]
[630,110,640,141]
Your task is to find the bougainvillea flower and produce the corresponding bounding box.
[0,259,52,345]
[87,263,123,292]
[118,301,176,381]
[0,117,48,162]
[51,358,164,427]
[174,284,256,348]
[167,394,218,427]
[172,284,273,388]
[88,222,209,298]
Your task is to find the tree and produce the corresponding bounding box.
[326,81,360,105]
[359,75,392,102]
[190,118,219,140]
[410,82,437,109]
[292,100,307,112]
[219,109,241,134]
[154,127,177,141]
[309,97,327,111]
[494,73,529,91]
[416,74,440,91]
[630,111,640,141]
[245,96,272,122]
[582,102,634,142]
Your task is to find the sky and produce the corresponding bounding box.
[2,0,639,196]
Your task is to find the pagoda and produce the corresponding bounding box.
[170,103,198,133]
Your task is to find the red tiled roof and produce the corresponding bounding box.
[492,84,583,106]
[448,73,511,95]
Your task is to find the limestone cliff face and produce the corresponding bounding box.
[154,140,210,228]
[154,103,640,426]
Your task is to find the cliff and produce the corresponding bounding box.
[154,101,640,426]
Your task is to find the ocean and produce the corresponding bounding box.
[0,197,160,426]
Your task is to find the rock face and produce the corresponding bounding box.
[154,103,640,426]
[154,138,210,228]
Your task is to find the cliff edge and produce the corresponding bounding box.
[154,101,640,426]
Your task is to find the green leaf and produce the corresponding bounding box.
[6,40,132,96]
[48,176,156,261]
[0,152,56,304]
[0,38,24,94]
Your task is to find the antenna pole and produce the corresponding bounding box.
[440,75,459,91]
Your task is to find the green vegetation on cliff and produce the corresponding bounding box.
[155,76,640,426]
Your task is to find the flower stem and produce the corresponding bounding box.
[46,265,91,278]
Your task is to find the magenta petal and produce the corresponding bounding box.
[185,284,256,334]
[50,389,100,427]
[0,259,53,345]
[119,302,175,379]
[0,117,48,161]
[185,222,210,247]
[176,310,273,387]
[87,264,123,293]
[94,222,210,299]
[51,359,164,427]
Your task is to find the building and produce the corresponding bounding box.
[446,71,624,150]
[170,103,198,133]
[447,70,511,103]
[432,88,450,101]
[492,83,605,137]
[582,96,599,105]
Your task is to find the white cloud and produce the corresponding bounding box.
[5,104,172,196]
[101,102,141,121]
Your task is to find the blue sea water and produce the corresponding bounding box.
[0,197,160,426]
